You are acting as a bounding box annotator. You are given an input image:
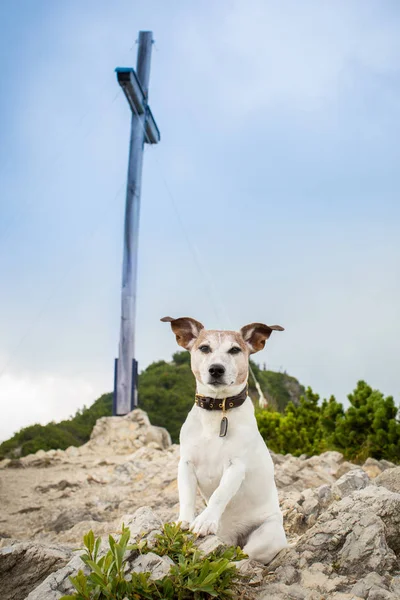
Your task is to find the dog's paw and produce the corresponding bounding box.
[190,511,219,537]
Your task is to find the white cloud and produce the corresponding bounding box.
[0,370,102,442]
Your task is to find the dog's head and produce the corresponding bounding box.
[161,316,284,398]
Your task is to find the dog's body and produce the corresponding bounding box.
[161,317,287,564]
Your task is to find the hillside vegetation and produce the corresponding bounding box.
[257,381,400,463]
[1,352,399,463]
[0,352,302,458]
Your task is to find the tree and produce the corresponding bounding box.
[137,352,195,443]
[256,388,324,456]
[329,381,400,462]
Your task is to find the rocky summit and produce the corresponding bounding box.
[1,409,400,599]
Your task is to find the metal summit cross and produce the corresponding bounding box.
[113,31,160,415]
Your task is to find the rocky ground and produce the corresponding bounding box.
[1,409,400,599]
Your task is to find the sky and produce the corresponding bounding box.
[0,0,399,441]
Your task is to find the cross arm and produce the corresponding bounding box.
[115,67,160,144]
[116,67,146,114]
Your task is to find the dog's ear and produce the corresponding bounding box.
[161,316,204,350]
[240,322,284,354]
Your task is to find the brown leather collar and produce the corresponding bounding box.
[195,385,248,411]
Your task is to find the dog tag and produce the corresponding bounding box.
[219,416,228,437]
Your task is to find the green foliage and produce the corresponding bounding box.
[249,361,305,411]
[1,352,303,455]
[60,523,246,600]
[257,388,325,456]
[256,381,400,463]
[327,381,400,462]
[137,352,195,443]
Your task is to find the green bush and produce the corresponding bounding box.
[256,381,400,463]
[137,352,196,443]
[60,523,247,600]
[325,381,400,462]
[248,361,305,411]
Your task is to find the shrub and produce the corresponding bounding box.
[60,523,247,600]
[256,381,400,463]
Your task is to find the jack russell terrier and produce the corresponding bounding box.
[161,316,287,564]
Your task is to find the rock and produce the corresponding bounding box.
[48,508,101,533]
[280,490,307,534]
[4,459,25,469]
[57,520,112,544]
[294,487,400,576]
[334,461,358,479]
[274,451,346,492]
[120,507,163,540]
[20,453,53,468]
[281,485,334,535]
[351,572,391,598]
[332,468,370,499]
[300,563,347,593]
[274,564,298,585]
[236,558,265,585]
[264,487,400,599]
[379,459,396,471]
[65,446,80,458]
[130,552,174,580]
[85,409,171,455]
[390,576,400,597]
[0,541,71,600]
[375,467,400,494]
[269,451,286,465]
[195,535,226,555]
[143,427,172,450]
[363,457,384,479]
[368,591,397,600]
[259,582,320,599]
[25,554,84,600]
[35,480,80,494]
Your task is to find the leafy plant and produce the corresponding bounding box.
[256,381,400,463]
[60,523,247,600]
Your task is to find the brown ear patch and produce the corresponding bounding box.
[161,316,204,350]
[240,322,284,354]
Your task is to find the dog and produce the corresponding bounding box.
[161,316,287,564]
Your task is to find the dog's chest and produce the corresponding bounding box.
[181,411,244,499]
[191,435,232,499]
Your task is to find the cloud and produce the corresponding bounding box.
[0,370,100,442]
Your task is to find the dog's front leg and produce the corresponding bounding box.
[190,460,245,537]
[177,458,197,530]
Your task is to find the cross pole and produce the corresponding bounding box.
[113,31,160,415]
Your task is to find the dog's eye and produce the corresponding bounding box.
[229,347,242,355]
[199,345,211,353]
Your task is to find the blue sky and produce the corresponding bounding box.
[0,0,399,440]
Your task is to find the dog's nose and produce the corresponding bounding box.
[208,364,226,378]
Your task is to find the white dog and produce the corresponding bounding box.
[161,316,287,564]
